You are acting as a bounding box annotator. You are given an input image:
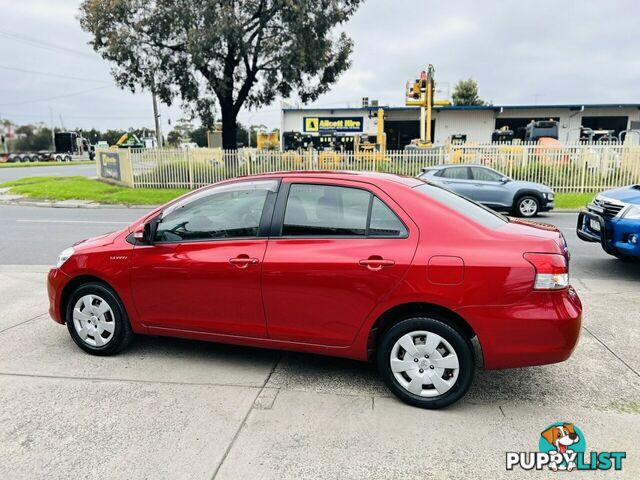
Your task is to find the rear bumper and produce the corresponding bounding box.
[457,286,582,369]
[48,268,71,324]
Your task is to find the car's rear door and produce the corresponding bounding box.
[261,178,419,346]
[130,179,279,337]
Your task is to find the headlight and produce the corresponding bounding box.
[545,192,554,201]
[622,205,640,220]
[56,247,75,268]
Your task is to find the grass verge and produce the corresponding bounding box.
[0,161,95,168]
[0,176,187,205]
[1,175,597,209]
[554,192,595,209]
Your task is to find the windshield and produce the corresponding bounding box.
[414,183,508,228]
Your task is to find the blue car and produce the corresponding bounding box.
[577,185,640,261]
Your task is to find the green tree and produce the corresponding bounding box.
[166,130,183,147]
[452,78,485,106]
[79,0,363,149]
[190,126,210,147]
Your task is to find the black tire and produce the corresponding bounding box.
[377,316,475,409]
[65,282,134,356]
[513,195,540,217]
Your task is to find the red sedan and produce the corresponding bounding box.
[48,172,582,408]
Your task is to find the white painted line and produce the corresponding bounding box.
[16,219,128,225]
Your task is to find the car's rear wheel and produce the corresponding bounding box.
[514,195,540,217]
[377,317,474,409]
[65,282,134,356]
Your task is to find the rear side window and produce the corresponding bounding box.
[415,183,507,228]
[282,184,407,237]
[369,197,408,237]
[439,167,470,179]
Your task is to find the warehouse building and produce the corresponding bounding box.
[281,103,640,149]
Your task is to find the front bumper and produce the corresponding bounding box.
[577,209,640,256]
[48,268,71,324]
[541,199,555,212]
[457,286,582,369]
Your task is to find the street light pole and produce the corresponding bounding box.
[152,92,163,148]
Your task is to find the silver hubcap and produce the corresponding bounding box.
[72,295,115,347]
[519,198,537,216]
[390,330,460,397]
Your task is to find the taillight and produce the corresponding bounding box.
[523,253,569,290]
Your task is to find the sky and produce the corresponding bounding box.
[1,0,639,134]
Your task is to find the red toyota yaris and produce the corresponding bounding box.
[48,172,582,408]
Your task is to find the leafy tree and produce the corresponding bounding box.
[452,78,485,106]
[190,126,210,147]
[79,0,363,149]
[166,130,183,147]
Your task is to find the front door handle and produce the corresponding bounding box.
[359,256,395,271]
[229,255,259,268]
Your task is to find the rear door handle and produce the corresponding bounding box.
[359,256,395,271]
[229,255,259,268]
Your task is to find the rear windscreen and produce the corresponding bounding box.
[414,183,507,229]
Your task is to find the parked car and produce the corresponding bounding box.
[48,172,581,409]
[418,165,555,217]
[576,185,640,261]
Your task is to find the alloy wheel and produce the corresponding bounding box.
[389,330,460,397]
[519,198,538,216]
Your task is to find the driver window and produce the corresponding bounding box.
[471,167,502,182]
[155,180,278,242]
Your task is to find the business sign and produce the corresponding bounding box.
[303,116,363,133]
[99,151,121,182]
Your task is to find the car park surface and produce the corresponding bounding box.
[0,201,639,479]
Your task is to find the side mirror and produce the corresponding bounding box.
[133,218,159,244]
[501,176,510,184]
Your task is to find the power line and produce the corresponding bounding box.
[0,85,113,107]
[0,29,97,60]
[0,64,112,83]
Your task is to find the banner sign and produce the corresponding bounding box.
[99,151,122,181]
[303,116,364,133]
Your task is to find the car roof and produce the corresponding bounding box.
[238,170,424,188]
[427,164,494,169]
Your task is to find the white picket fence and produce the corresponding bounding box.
[113,143,640,192]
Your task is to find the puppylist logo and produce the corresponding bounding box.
[506,422,626,472]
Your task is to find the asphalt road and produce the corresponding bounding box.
[0,163,97,183]
[1,204,638,282]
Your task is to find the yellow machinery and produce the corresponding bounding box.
[353,107,386,162]
[405,65,449,148]
[256,131,279,149]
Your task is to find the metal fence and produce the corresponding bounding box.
[109,143,640,192]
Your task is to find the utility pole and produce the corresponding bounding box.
[48,105,55,150]
[152,92,163,148]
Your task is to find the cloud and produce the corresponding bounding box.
[1,0,639,131]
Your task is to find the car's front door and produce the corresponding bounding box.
[130,179,279,337]
[261,179,419,346]
[433,166,477,199]
[469,167,510,206]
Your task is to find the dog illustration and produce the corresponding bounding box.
[541,423,580,471]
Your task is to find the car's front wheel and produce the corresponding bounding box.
[377,317,475,409]
[514,195,540,217]
[65,282,134,356]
